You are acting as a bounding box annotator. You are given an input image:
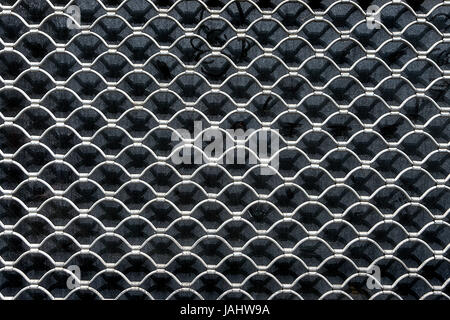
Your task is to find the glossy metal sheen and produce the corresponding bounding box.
[0,0,449,300]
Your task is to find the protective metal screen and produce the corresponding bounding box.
[0,0,449,300]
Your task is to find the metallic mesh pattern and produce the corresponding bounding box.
[0,0,449,300]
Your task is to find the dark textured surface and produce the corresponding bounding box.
[0,0,449,300]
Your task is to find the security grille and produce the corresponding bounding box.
[0,0,449,300]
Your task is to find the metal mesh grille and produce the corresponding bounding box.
[0,0,449,300]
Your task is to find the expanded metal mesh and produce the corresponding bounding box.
[0,0,449,300]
